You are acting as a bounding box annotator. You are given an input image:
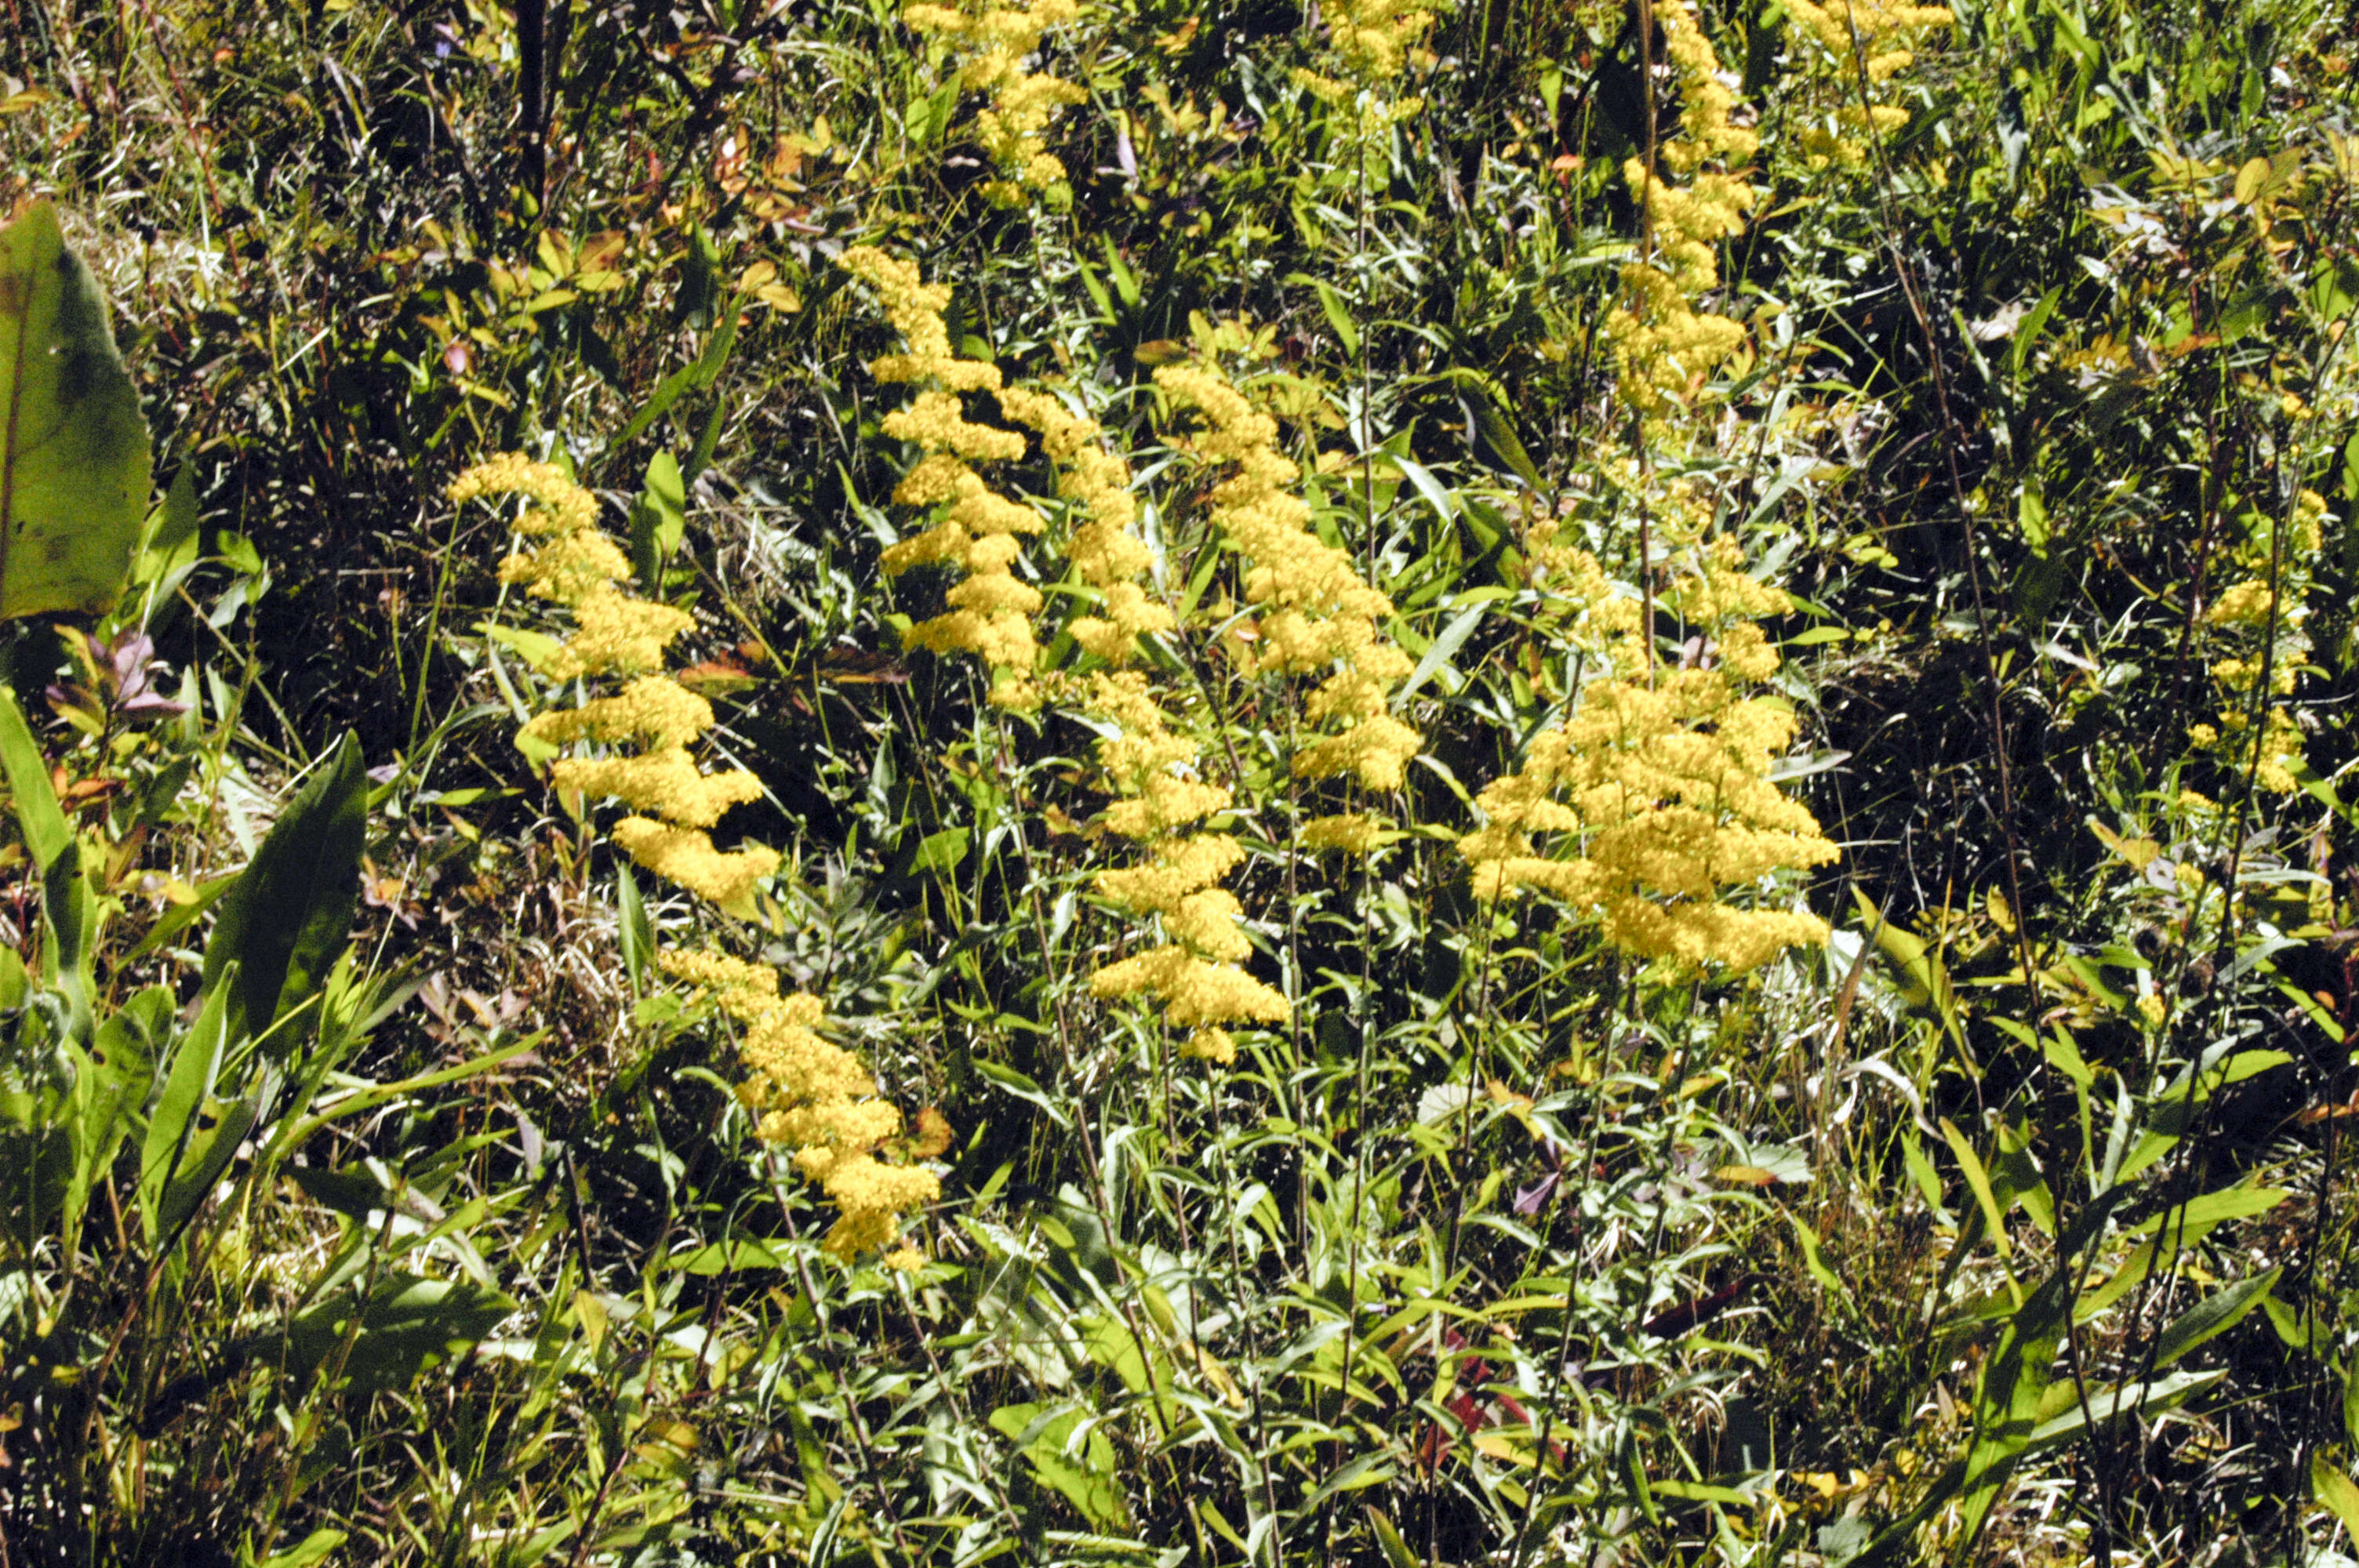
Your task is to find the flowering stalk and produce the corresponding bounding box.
[2187,485,2324,793]
[902,0,1086,206]
[843,252,1293,1065]
[453,454,939,1265]
[1782,0,1955,167]
[1459,473,1839,971]
[1154,361,1422,855]
[1603,0,1760,426]
[844,245,1049,712]
[1291,0,1434,171]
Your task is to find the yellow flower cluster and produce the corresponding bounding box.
[663,951,939,1264]
[845,245,1053,710]
[457,456,693,679]
[903,0,1086,205]
[1320,0,1432,85]
[1154,361,1422,815]
[454,454,780,918]
[460,454,939,1265]
[997,385,1176,659]
[1460,517,1838,972]
[1083,670,1290,1066]
[2189,487,2326,793]
[1781,0,1953,165]
[1291,0,1432,165]
[840,250,1277,1064]
[1604,0,1758,423]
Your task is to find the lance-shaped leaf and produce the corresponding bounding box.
[0,200,150,619]
[202,733,367,1040]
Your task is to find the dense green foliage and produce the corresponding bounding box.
[4,0,2359,1563]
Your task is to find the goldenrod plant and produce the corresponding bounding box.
[456,454,940,1264]
[10,0,2359,1561]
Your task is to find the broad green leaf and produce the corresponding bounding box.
[1312,279,1361,358]
[61,988,165,1261]
[1954,1261,2072,1552]
[1855,887,1965,1047]
[2024,1368,2224,1450]
[1939,1118,2012,1260]
[2127,1185,2288,1236]
[667,1239,793,1274]
[1653,1480,1752,1504]
[615,858,652,993]
[1398,599,1487,702]
[1468,393,1541,491]
[202,732,367,1039]
[1859,1191,2124,1567]
[0,200,151,619]
[1365,1507,1422,1568]
[988,1403,1125,1529]
[279,1271,515,1396]
[37,833,95,1029]
[1790,1214,1847,1296]
[912,826,967,874]
[2153,1269,2279,1367]
[0,690,93,1024]
[612,299,736,448]
[154,1093,256,1246]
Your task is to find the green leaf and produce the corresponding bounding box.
[1893,1189,2125,1566]
[628,450,686,590]
[1939,1118,2012,1261]
[612,307,736,449]
[2315,1453,2359,1542]
[988,1403,1125,1530]
[913,826,968,874]
[1365,1506,1422,1568]
[155,1094,256,1246]
[279,1272,515,1396]
[0,688,93,1024]
[1653,1480,1752,1504]
[2023,1368,2223,1451]
[1312,279,1361,358]
[257,1529,348,1568]
[1790,1214,1847,1296]
[0,684,68,868]
[202,733,367,1040]
[0,199,151,619]
[1399,600,1487,702]
[1468,393,1541,492]
[140,967,234,1245]
[2126,1185,2289,1236]
[1856,887,1965,1047]
[667,1239,794,1274]
[2154,1269,2279,1367]
[143,460,200,562]
[615,858,652,993]
[60,991,162,1260]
